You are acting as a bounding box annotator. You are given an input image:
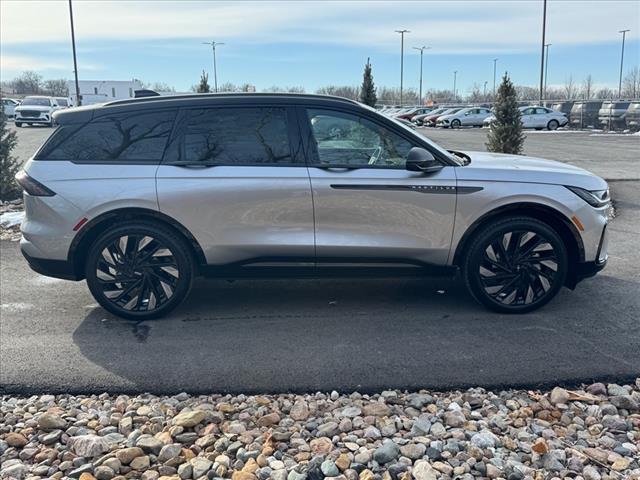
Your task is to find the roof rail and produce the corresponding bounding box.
[104,92,361,107]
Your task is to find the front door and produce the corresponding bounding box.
[156,106,314,266]
[301,107,457,266]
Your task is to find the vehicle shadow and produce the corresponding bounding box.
[71,273,640,394]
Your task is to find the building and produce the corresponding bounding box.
[67,79,143,106]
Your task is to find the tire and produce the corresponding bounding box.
[462,216,568,313]
[85,221,195,320]
[547,119,559,130]
[451,119,461,128]
[15,122,22,127]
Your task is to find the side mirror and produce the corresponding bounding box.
[406,147,443,173]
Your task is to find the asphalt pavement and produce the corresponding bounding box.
[1,182,639,395]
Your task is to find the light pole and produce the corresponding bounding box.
[68,0,81,106]
[543,43,551,103]
[453,71,457,101]
[202,41,224,92]
[493,58,498,97]
[618,29,630,98]
[395,29,410,105]
[483,81,488,100]
[413,46,431,105]
[539,0,547,104]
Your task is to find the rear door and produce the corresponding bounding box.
[300,107,457,266]
[156,105,314,265]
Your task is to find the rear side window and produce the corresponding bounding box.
[40,110,175,163]
[168,107,293,165]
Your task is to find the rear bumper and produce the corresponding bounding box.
[21,247,80,281]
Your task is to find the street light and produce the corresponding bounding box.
[483,81,488,99]
[202,41,224,92]
[413,46,431,105]
[395,29,410,105]
[492,58,498,97]
[543,43,551,103]
[539,0,548,103]
[453,71,458,101]
[68,0,81,106]
[618,29,630,98]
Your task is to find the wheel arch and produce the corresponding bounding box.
[68,207,207,279]
[452,202,585,288]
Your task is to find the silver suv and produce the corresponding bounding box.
[18,94,610,319]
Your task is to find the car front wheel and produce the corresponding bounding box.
[451,119,461,128]
[15,122,22,127]
[547,119,559,130]
[463,217,568,313]
[85,221,194,320]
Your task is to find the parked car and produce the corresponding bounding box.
[436,107,493,128]
[551,101,574,117]
[423,107,464,127]
[55,97,71,108]
[14,96,65,127]
[2,98,20,118]
[625,101,640,131]
[18,93,609,319]
[598,101,631,130]
[484,106,568,130]
[413,108,448,126]
[569,101,603,129]
[395,107,433,120]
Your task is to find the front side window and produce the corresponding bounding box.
[172,107,293,165]
[40,110,175,162]
[306,109,414,168]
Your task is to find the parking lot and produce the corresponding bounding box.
[8,123,639,181]
[2,123,640,394]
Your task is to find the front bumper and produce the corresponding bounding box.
[21,246,80,281]
[16,114,51,123]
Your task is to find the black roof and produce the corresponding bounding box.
[54,93,362,125]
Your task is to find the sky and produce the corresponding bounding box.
[1,0,639,95]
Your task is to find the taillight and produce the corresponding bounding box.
[15,171,56,197]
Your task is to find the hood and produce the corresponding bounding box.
[456,151,607,191]
[438,114,454,121]
[15,105,51,112]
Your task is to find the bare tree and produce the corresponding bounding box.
[12,71,43,94]
[316,85,359,100]
[596,87,616,100]
[580,75,594,99]
[622,67,640,99]
[563,75,577,100]
[263,86,305,93]
[43,79,69,97]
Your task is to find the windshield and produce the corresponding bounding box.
[21,97,51,106]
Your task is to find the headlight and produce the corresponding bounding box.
[566,186,610,208]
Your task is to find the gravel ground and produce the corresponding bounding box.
[2,381,639,480]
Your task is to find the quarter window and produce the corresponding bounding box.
[40,110,175,162]
[306,109,414,168]
[172,107,293,165]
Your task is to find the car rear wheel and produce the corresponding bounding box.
[451,119,461,128]
[15,122,22,127]
[463,217,568,313]
[85,222,194,320]
[547,119,559,130]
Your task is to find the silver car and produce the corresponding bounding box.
[436,107,492,128]
[18,94,609,319]
[484,106,569,130]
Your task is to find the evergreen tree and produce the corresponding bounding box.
[486,74,525,154]
[197,70,211,93]
[0,101,20,200]
[360,58,377,107]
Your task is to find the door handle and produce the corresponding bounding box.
[315,166,358,171]
[167,162,218,169]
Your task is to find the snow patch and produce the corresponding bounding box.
[0,211,24,228]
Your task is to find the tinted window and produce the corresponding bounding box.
[171,107,293,165]
[307,109,414,168]
[41,110,175,162]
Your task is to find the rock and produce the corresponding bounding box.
[94,466,116,480]
[601,415,628,431]
[257,413,281,427]
[470,432,497,449]
[610,395,638,410]
[335,454,351,472]
[443,410,465,428]
[136,435,164,454]
[38,413,67,430]
[69,464,94,477]
[190,457,213,477]
[177,462,192,479]
[362,402,391,417]
[116,447,145,465]
[411,460,437,480]
[79,473,97,480]
[400,443,426,460]
[172,410,207,428]
[485,464,501,479]
[288,469,307,480]
[310,437,333,455]
[432,462,453,476]
[429,423,446,438]
[611,458,631,471]
[549,387,570,405]
[531,438,548,454]
[607,383,629,396]
[5,432,28,448]
[158,444,182,463]
[233,471,258,480]
[131,455,151,470]
[0,461,28,480]
[321,460,340,477]
[586,382,607,396]
[317,421,339,437]
[582,465,601,480]
[70,435,110,458]
[290,401,310,420]
[373,440,400,464]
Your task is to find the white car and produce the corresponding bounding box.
[2,98,20,118]
[14,96,65,127]
[484,106,568,130]
[437,107,493,128]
